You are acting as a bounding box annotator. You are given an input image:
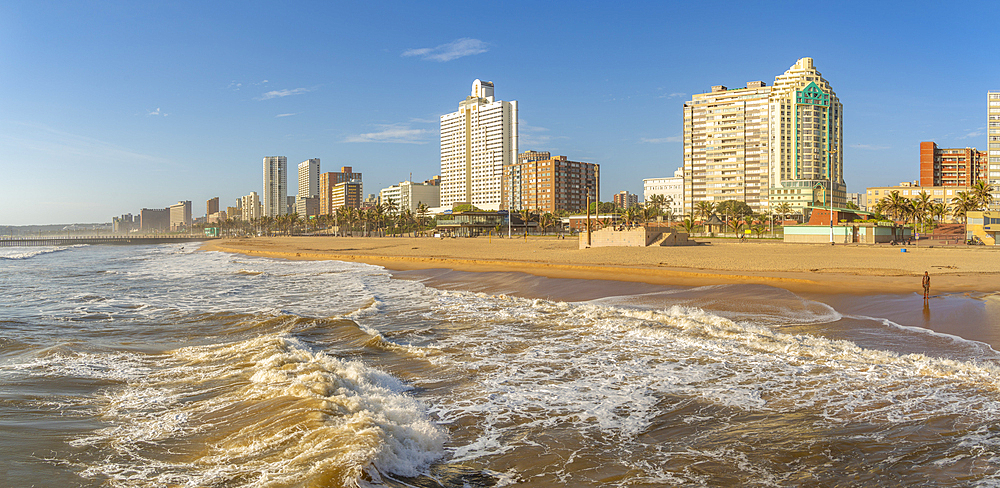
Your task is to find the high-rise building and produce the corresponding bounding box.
[240,192,261,222]
[206,197,219,218]
[643,167,684,216]
[989,91,1000,208]
[139,208,169,233]
[169,201,192,231]
[504,153,598,213]
[767,58,844,212]
[613,191,638,209]
[298,158,320,199]
[440,79,518,210]
[683,81,771,215]
[919,142,988,188]
[330,182,363,211]
[263,156,287,218]
[683,58,843,217]
[319,166,363,215]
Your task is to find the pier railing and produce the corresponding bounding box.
[0,235,216,247]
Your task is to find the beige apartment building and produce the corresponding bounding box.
[319,166,362,215]
[866,182,959,220]
[989,91,1000,208]
[683,57,844,216]
[503,153,598,213]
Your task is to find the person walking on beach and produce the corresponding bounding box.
[922,271,930,299]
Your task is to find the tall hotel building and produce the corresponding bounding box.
[989,91,1000,208]
[296,158,320,217]
[263,156,287,218]
[683,58,843,216]
[440,79,518,210]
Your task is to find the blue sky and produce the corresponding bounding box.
[1,1,996,225]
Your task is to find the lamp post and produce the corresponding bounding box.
[829,148,838,245]
[586,188,592,247]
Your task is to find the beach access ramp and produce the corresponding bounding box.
[580,227,695,249]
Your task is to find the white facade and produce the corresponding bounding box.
[263,156,287,218]
[643,167,684,216]
[298,158,320,199]
[989,91,1000,209]
[379,181,441,213]
[240,192,261,222]
[440,79,518,210]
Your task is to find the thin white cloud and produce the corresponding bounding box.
[0,122,173,166]
[641,136,682,143]
[147,107,167,116]
[958,128,985,139]
[343,123,429,144]
[851,143,890,150]
[257,87,312,100]
[275,113,299,118]
[658,92,687,99]
[519,121,561,147]
[409,117,437,124]
[402,38,488,62]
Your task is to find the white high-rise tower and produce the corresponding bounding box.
[263,156,287,218]
[439,79,518,210]
[298,158,320,198]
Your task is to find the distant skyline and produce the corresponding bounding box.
[1,1,997,225]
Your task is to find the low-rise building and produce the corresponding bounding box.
[295,196,319,218]
[866,183,962,209]
[643,168,684,216]
[379,180,441,213]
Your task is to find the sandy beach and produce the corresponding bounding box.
[201,236,1000,296]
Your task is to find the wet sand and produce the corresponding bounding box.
[202,236,1000,296]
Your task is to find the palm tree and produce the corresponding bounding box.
[775,202,792,222]
[913,191,933,230]
[416,202,430,236]
[951,191,977,224]
[972,180,994,210]
[930,202,948,226]
[624,205,641,228]
[519,209,538,234]
[681,217,696,235]
[695,201,715,223]
[538,212,556,235]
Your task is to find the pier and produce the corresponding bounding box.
[0,236,216,247]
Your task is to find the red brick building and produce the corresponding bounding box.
[504,154,599,213]
[920,141,988,187]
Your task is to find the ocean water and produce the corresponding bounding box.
[2,243,1000,487]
